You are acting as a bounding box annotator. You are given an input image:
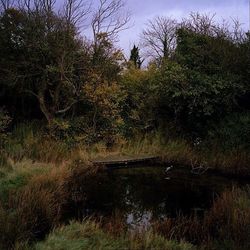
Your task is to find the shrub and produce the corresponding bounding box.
[206,113,250,151]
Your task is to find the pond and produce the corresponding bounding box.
[71,165,249,230]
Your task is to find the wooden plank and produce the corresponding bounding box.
[92,155,160,167]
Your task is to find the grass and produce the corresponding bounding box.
[119,132,250,177]
[203,187,250,249]
[0,160,52,203]
[0,163,69,249]
[153,187,250,250]
[2,122,249,177]
[3,122,72,163]
[121,134,197,164]
[34,220,196,250]
[0,158,105,249]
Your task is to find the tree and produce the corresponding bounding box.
[121,64,159,134]
[181,12,247,43]
[90,0,130,77]
[0,0,14,12]
[181,12,218,37]
[91,0,130,43]
[129,44,142,69]
[62,0,91,28]
[83,73,126,141]
[237,32,250,109]
[158,27,245,132]
[0,0,90,125]
[141,16,178,64]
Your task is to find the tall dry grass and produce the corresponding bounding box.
[34,220,196,250]
[153,187,250,249]
[0,160,104,249]
[0,165,69,249]
[4,122,72,164]
[3,121,250,177]
[119,131,250,177]
[204,187,250,249]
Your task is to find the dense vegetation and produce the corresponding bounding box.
[0,0,250,249]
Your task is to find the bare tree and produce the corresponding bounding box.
[62,0,91,29]
[181,12,217,36]
[141,16,178,63]
[231,18,246,43]
[0,0,14,12]
[91,0,130,43]
[181,12,246,43]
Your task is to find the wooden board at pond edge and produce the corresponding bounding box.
[92,155,160,167]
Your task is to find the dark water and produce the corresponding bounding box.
[71,166,249,230]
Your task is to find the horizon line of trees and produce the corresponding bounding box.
[0,0,249,143]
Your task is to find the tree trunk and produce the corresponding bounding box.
[38,90,54,126]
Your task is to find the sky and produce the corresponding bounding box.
[110,0,250,57]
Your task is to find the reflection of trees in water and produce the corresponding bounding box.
[112,172,172,227]
[108,168,232,221]
[126,210,152,230]
[122,183,151,228]
[71,167,241,229]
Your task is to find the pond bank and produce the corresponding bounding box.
[91,153,250,180]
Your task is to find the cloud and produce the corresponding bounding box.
[118,0,249,57]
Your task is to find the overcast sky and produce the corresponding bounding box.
[106,0,250,57]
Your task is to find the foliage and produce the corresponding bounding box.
[1,6,249,141]
[129,44,143,69]
[121,64,159,135]
[206,113,250,151]
[83,73,126,143]
[91,33,124,80]
[0,7,88,125]
[164,28,244,131]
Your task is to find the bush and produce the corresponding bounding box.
[206,112,250,151]
[121,65,159,136]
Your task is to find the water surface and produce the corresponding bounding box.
[72,166,249,229]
